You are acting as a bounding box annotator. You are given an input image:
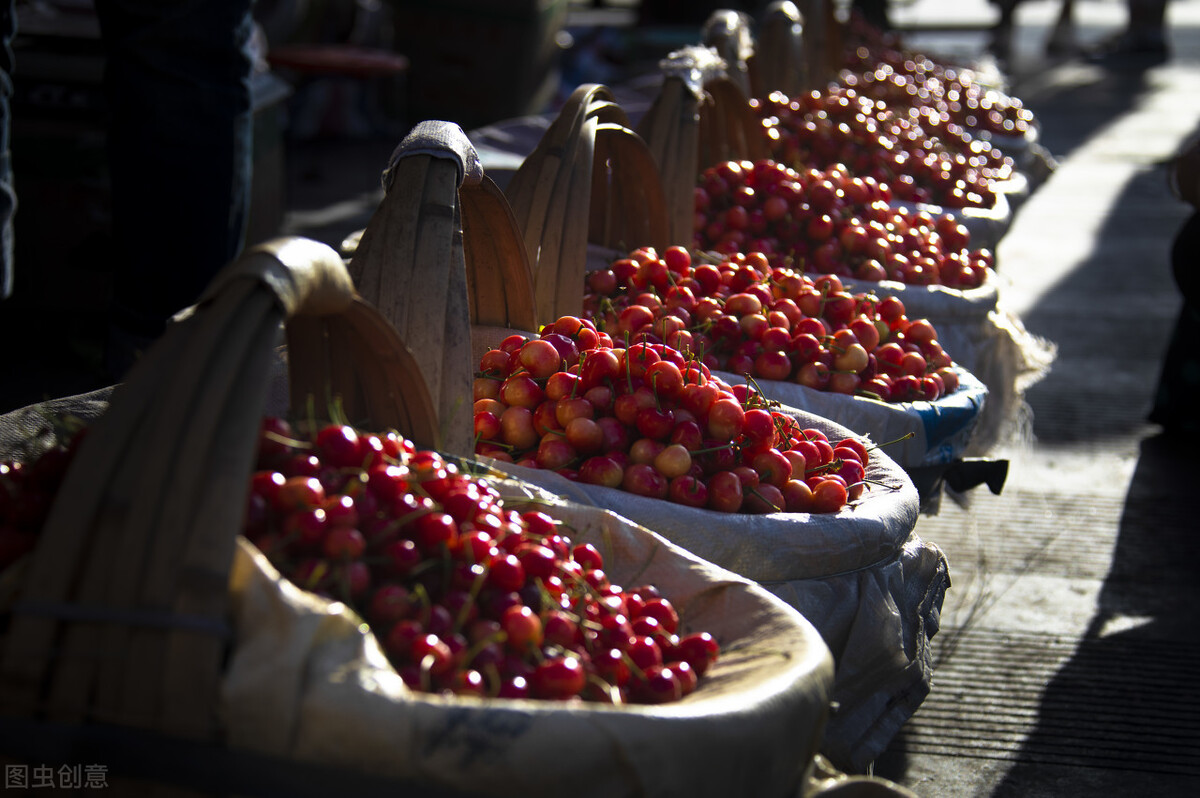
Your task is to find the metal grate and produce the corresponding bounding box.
[915,489,1124,581]
[896,628,1200,777]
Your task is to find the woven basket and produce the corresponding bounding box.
[792,0,841,91]
[347,121,538,458]
[702,9,755,99]
[751,1,809,100]
[0,237,846,797]
[636,46,768,246]
[505,84,670,327]
[0,237,441,791]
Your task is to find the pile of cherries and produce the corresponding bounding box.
[752,87,1006,210]
[582,245,960,404]
[0,418,722,705]
[474,312,881,516]
[245,417,721,704]
[841,42,1035,141]
[692,157,992,288]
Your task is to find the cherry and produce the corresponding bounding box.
[672,632,721,677]
[633,664,683,704]
[532,655,587,700]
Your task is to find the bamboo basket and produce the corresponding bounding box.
[0,237,442,794]
[347,120,538,458]
[701,9,755,99]
[636,45,768,247]
[794,0,843,90]
[504,84,670,327]
[751,1,809,100]
[0,237,847,797]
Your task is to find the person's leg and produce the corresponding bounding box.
[0,0,16,302]
[989,0,1020,60]
[94,0,256,375]
[1046,0,1078,55]
[1125,0,1169,51]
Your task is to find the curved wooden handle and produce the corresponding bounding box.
[0,237,439,743]
[507,84,668,326]
[752,1,808,99]
[350,129,477,459]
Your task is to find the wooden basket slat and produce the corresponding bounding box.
[674,127,701,250]
[157,307,287,741]
[698,91,723,174]
[721,79,769,161]
[507,84,666,326]
[407,160,474,457]
[508,148,560,307]
[39,463,143,724]
[0,281,255,720]
[0,238,413,748]
[46,281,273,733]
[348,157,430,334]
[584,99,632,129]
[637,77,703,245]
[340,300,443,450]
[116,289,276,735]
[502,143,562,247]
[751,1,807,99]
[326,311,372,428]
[636,79,682,162]
[697,77,767,172]
[589,123,670,255]
[285,305,443,454]
[506,106,585,319]
[460,176,538,332]
[349,155,474,458]
[535,116,597,323]
[284,316,333,426]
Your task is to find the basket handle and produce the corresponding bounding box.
[349,121,490,459]
[506,84,668,325]
[703,9,755,98]
[751,1,808,99]
[0,237,437,742]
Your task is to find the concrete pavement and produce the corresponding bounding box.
[870,1,1200,795]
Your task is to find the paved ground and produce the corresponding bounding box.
[2,2,1199,796]
[870,1,1200,795]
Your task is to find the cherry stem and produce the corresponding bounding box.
[585,672,624,705]
[453,566,490,633]
[861,477,905,491]
[746,485,783,513]
[418,653,436,693]
[623,331,634,392]
[872,431,916,450]
[461,630,506,670]
[690,441,739,456]
[262,429,313,451]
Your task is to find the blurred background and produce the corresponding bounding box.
[0,0,1192,411]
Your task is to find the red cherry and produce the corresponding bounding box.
[532,655,587,700]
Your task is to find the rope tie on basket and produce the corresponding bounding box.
[659,45,729,102]
[193,238,356,319]
[382,120,484,193]
[9,600,232,638]
[703,10,755,66]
